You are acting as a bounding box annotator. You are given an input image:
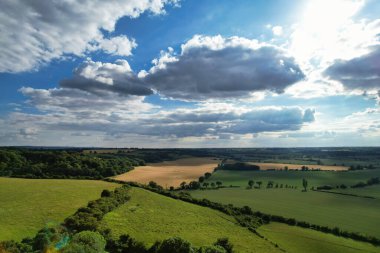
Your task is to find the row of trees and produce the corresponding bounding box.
[246,180,299,190]
[0,149,143,178]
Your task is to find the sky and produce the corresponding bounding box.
[0,0,379,148]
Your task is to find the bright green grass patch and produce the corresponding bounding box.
[258,222,380,253]
[101,187,282,253]
[0,177,118,242]
[191,188,380,238]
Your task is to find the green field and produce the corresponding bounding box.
[204,169,380,188]
[331,185,380,198]
[101,187,282,253]
[258,223,380,253]
[190,169,380,238]
[0,177,118,241]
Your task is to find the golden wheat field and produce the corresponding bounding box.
[113,157,220,187]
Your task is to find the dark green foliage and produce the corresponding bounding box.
[62,231,106,253]
[189,181,201,189]
[64,186,131,232]
[214,238,234,253]
[106,234,147,253]
[302,178,308,191]
[155,237,194,253]
[248,180,254,188]
[0,240,33,253]
[0,148,140,178]
[204,172,212,179]
[101,189,112,197]
[351,177,380,188]
[198,245,226,253]
[218,162,260,171]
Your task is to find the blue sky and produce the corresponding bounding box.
[0,0,379,147]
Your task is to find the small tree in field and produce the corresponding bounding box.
[199,176,205,183]
[211,182,216,188]
[248,180,254,189]
[180,181,187,190]
[203,182,209,189]
[257,181,262,189]
[216,181,222,188]
[302,178,308,192]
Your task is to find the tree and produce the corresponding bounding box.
[199,176,205,183]
[302,178,308,192]
[62,231,106,253]
[216,181,222,188]
[211,182,216,188]
[101,189,111,197]
[203,182,209,189]
[256,181,262,188]
[189,181,201,190]
[156,237,194,253]
[180,181,187,190]
[248,180,254,189]
[214,238,233,253]
[204,172,212,179]
[198,245,226,253]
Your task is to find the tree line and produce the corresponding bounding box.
[0,148,144,179]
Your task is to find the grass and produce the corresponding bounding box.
[0,177,118,242]
[101,187,282,253]
[331,185,380,198]
[204,169,380,188]
[113,157,219,187]
[191,187,380,238]
[258,223,380,253]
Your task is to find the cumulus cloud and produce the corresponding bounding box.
[324,46,380,90]
[93,36,138,57]
[60,59,153,97]
[0,0,178,73]
[142,35,305,100]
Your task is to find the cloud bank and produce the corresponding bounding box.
[0,0,177,73]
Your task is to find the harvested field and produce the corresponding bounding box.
[113,157,219,188]
[249,162,348,171]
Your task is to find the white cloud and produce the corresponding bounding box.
[93,36,138,57]
[0,0,178,73]
[272,26,283,36]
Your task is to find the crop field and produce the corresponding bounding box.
[258,223,380,253]
[248,162,348,171]
[191,183,380,238]
[205,169,380,188]
[0,177,118,241]
[101,187,282,253]
[113,157,219,187]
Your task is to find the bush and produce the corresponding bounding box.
[214,238,233,253]
[198,245,227,253]
[62,231,106,253]
[155,237,195,253]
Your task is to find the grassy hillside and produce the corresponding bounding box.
[258,223,380,253]
[191,187,380,238]
[101,187,282,253]
[0,177,118,241]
